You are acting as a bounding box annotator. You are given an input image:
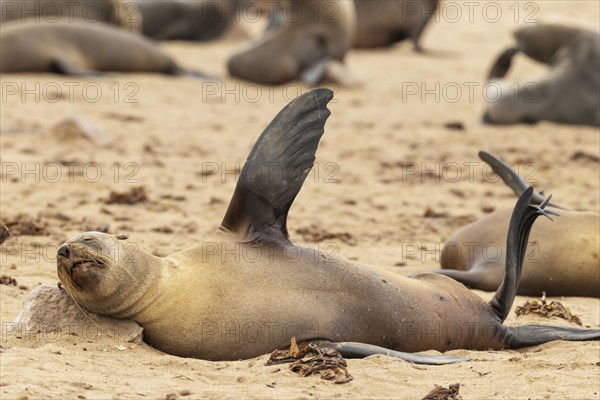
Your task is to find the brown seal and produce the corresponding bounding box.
[353,0,440,51]
[437,151,600,297]
[0,19,213,77]
[227,0,359,86]
[56,89,599,363]
[131,0,233,41]
[0,0,141,31]
[483,23,600,126]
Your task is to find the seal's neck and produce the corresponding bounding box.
[104,253,169,320]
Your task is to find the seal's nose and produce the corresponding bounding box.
[57,244,70,258]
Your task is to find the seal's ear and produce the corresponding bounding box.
[114,234,128,240]
[220,88,334,243]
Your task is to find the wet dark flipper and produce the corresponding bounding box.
[479,151,565,209]
[489,187,557,322]
[507,324,600,348]
[220,88,333,242]
[313,341,470,365]
[487,47,519,80]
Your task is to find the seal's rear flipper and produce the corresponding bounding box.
[479,151,565,209]
[507,324,600,348]
[220,88,333,242]
[490,187,558,322]
[315,341,470,365]
[487,47,519,80]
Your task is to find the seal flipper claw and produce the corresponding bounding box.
[313,341,470,365]
[220,88,334,242]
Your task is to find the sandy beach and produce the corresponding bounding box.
[1,1,599,398]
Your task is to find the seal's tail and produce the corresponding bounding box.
[506,324,600,348]
[479,151,566,209]
[489,187,558,322]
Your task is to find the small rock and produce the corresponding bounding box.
[50,117,112,147]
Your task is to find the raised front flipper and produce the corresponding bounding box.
[220,88,333,243]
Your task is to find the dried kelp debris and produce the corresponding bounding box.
[421,383,462,400]
[515,292,582,326]
[267,337,353,384]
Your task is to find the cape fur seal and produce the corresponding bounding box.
[437,151,600,297]
[0,20,211,77]
[483,23,600,126]
[227,0,359,86]
[57,89,599,363]
[353,0,439,51]
[131,0,233,41]
[0,0,140,31]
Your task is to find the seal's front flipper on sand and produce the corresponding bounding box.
[479,151,566,209]
[301,59,363,88]
[311,341,470,365]
[52,58,104,76]
[220,88,333,242]
[487,47,519,80]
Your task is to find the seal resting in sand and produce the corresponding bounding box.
[436,151,600,297]
[131,0,233,41]
[227,0,359,86]
[0,0,140,31]
[353,0,439,51]
[56,89,599,363]
[483,23,600,126]
[0,20,212,78]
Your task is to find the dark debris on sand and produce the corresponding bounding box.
[295,225,357,246]
[421,383,462,400]
[267,337,353,384]
[3,214,49,236]
[0,275,17,286]
[105,186,148,205]
[0,224,9,244]
[515,292,583,326]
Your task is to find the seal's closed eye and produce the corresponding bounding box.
[82,237,95,242]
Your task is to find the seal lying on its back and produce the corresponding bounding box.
[353,0,439,51]
[437,151,600,297]
[483,23,600,126]
[0,20,211,77]
[227,0,359,86]
[0,0,140,31]
[132,0,232,41]
[57,89,599,363]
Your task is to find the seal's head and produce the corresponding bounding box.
[56,232,152,316]
[514,24,578,64]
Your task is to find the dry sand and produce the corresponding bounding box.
[1,1,599,399]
